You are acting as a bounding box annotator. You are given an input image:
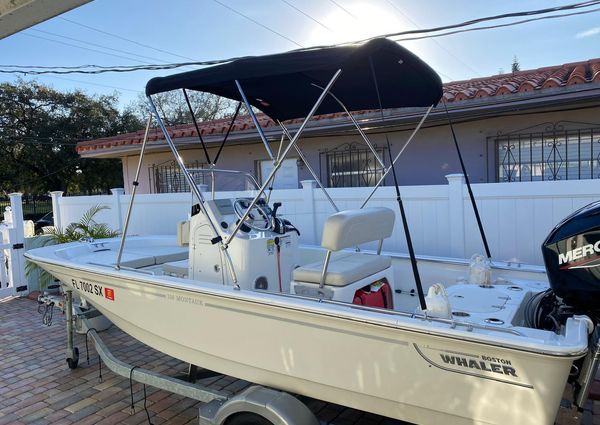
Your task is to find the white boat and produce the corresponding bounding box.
[26,39,600,425]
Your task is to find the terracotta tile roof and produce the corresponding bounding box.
[77,58,600,155]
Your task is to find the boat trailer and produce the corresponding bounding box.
[38,289,319,425]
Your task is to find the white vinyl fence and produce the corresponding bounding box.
[51,175,600,266]
[0,193,27,298]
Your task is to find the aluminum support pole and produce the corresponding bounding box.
[147,96,238,284]
[360,105,433,208]
[319,251,332,289]
[115,114,152,270]
[312,84,385,168]
[225,69,342,246]
[235,80,275,160]
[279,123,339,213]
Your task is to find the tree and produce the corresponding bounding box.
[0,80,143,195]
[129,90,236,126]
[511,55,521,73]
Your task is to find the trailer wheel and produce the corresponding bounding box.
[225,412,274,425]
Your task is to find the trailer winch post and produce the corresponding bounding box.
[65,290,79,369]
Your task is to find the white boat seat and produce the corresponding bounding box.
[293,207,395,287]
[293,252,391,287]
[321,207,395,251]
[114,256,156,269]
[154,251,188,264]
[127,247,188,265]
[163,259,189,277]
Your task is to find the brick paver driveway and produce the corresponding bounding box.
[0,297,597,425]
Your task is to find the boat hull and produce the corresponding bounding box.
[39,260,580,425]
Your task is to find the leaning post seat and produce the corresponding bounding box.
[292,207,396,307]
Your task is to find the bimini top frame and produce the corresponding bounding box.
[128,38,442,283]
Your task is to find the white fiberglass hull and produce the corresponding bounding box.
[28,248,588,425]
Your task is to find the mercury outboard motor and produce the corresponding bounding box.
[542,200,600,409]
[542,200,600,324]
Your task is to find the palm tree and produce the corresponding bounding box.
[27,205,119,291]
[45,205,119,243]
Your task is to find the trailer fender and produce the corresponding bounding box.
[199,385,319,425]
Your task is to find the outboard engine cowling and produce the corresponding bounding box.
[542,200,600,315]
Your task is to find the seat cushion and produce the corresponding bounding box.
[162,259,189,276]
[293,253,391,287]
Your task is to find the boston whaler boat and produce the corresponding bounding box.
[26,39,600,425]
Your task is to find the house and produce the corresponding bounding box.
[76,58,600,194]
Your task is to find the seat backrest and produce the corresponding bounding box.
[321,207,395,251]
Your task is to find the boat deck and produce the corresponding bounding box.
[1,296,598,425]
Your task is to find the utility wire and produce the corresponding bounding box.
[279,0,332,32]
[328,0,359,20]
[356,0,600,44]
[394,6,600,43]
[3,1,599,76]
[210,0,305,48]
[33,74,143,93]
[29,29,170,64]
[59,17,196,61]
[12,159,81,189]
[383,0,482,77]
[18,33,153,64]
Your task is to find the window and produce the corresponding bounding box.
[495,127,600,182]
[320,143,386,188]
[149,160,206,193]
[259,159,299,189]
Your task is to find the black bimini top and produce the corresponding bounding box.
[145,38,442,122]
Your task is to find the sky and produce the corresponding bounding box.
[1,0,600,109]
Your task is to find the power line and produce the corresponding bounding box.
[383,0,482,77]
[14,159,82,188]
[2,1,599,76]
[30,29,170,64]
[32,74,142,93]
[394,6,600,43]
[278,0,332,32]
[327,0,359,20]
[210,0,305,48]
[1,137,79,146]
[359,0,600,45]
[59,17,196,61]
[18,33,152,64]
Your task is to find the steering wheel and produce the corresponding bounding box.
[233,198,273,231]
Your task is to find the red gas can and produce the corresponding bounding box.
[352,279,393,309]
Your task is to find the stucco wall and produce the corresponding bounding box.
[120,106,600,194]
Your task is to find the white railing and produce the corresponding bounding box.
[50,175,600,266]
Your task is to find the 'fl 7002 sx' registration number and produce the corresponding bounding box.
[71,279,115,301]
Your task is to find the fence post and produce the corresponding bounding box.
[446,174,466,259]
[50,191,64,229]
[300,180,317,245]
[8,193,27,295]
[111,188,125,232]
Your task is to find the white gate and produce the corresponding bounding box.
[0,193,27,299]
[0,234,11,298]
